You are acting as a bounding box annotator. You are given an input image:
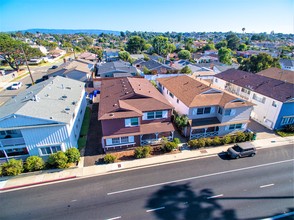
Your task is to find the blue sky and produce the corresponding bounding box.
[0,0,293,33]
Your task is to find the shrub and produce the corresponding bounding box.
[24,156,45,172]
[212,136,221,146]
[173,138,181,145]
[204,138,213,146]
[245,132,254,141]
[134,146,151,159]
[163,141,178,152]
[0,166,2,176]
[221,135,231,145]
[104,154,116,164]
[231,135,237,143]
[47,152,69,169]
[160,137,169,146]
[197,138,206,148]
[188,139,198,149]
[1,159,23,176]
[284,124,294,132]
[236,132,246,142]
[65,148,80,163]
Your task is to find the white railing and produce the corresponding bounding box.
[0,137,25,147]
[190,131,219,140]
[141,136,173,145]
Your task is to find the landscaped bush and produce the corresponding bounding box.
[231,135,237,143]
[188,139,198,149]
[65,148,80,163]
[47,152,69,169]
[245,132,254,141]
[160,137,168,146]
[0,166,2,176]
[104,154,117,164]
[134,146,152,159]
[173,138,181,145]
[284,124,294,132]
[1,159,23,176]
[212,137,221,146]
[221,135,231,145]
[197,138,206,148]
[236,132,246,142]
[163,141,178,152]
[24,156,45,172]
[204,138,213,146]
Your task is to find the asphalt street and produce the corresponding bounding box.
[1,144,293,220]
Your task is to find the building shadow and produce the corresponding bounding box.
[145,183,237,220]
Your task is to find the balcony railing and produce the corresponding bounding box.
[190,131,219,140]
[0,137,25,147]
[141,136,173,146]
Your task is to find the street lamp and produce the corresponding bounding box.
[20,45,35,85]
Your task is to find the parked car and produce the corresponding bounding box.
[51,65,58,69]
[227,142,256,159]
[11,82,22,90]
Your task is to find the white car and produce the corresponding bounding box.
[11,82,22,90]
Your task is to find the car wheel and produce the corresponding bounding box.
[250,153,256,157]
[235,155,239,159]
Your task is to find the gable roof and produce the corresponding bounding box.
[97,60,138,76]
[215,69,294,102]
[157,75,253,108]
[257,67,294,84]
[0,76,85,124]
[98,77,173,120]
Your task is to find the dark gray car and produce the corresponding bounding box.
[227,142,256,159]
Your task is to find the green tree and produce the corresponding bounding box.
[202,43,215,51]
[126,36,145,54]
[65,148,80,163]
[215,40,228,49]
[24,156,45,172]
[218,47,232,65]
[143,66,152,75]
[226,34,240,50]
[1,159,23,176]
[144,43,152,51]
[152,36,169,56]
[47,152,69,169]
[166,43,176,54]
[178,50,191,60]
[0,33,44,71]
[174,114,189,130]
[118,51,131,62]
[180,66,192,74]
[239,53,281,73]
[238,43,248,51]
[88,47,103,61]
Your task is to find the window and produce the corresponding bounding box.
[272,101,277,107]
[241,88,250,95]
[214,78,218,83]
[106,136,134,146]
[218,107,223,115]
[147,112,155,119]
[225,109,231,116]
[5,147,29,157]
[166,90,168,94]
[229,124,243,130]
[125,118,139,127]
[40,146,61,156]
[169,92,174,98]
[112,138,120,144]
[196,107,211,115]
[155,111,163,118]
[177,99,179,104]
[253,93,266,103]
[144,111,166,120]
[121,136,129,143]
[281,117,294,125]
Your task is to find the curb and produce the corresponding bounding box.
[0,176,77,191]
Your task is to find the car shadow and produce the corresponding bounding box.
[218,151,233,160]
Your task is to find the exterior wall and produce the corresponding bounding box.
[101,118,140,136]
[275,102,294,130]
[140,110,172,124]
[188,106,218,119]
[0,115,53,128]
[21,125,70,156]
[158,84,189,115]
[213,77,283,130]
[219,106,253,123]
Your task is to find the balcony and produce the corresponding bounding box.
[0,137,26,147]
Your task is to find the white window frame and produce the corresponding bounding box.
[281,116,294,125]
[253,93,266,104]
[105,136,135,146]
[39,145,62,156]
[143,111,167,120]
[125,117,139,127]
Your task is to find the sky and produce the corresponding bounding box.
[0,0,293,34]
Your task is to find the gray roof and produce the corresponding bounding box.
[97,60,138,76]
[0,76,85,124]
[280,59,294,67]
[215,69,294,102]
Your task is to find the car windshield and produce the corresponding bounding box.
[12,83,18,86]
[232,145,243,152]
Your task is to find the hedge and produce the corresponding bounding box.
[104,154,117,164]
[134,146,151,159]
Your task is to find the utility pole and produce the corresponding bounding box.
[20,45,34,85]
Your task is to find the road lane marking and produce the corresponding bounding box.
[146,207,165,212]
[71,200,77,202]
[260,183,275,188]
[262,211,294,220]
[106,216,121,220]
[107,159,294,195]
[207,194,224,199]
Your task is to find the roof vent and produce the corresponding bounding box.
[125,92,128,94]
[65,107,70,111]
[72,101,77,105]
[62,95,67,99]
[109,113,114,117]
[50,117,53,119]
[66,87,71,90]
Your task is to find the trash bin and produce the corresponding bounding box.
[252,133,257,140]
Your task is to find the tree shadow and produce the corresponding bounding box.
[145,183,237,220]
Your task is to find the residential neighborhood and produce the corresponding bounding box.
[0,1,293,219]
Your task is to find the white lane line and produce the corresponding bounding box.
[146,207,165,212]
[107,159,294,195]
[260,183,275,188]
[262,211,294,220]
[106,216,121,220]
[207,194,224,199]
[71,200,77,202]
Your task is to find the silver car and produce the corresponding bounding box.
[227,142,256,159]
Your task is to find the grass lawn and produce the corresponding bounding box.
[78,107,91,150]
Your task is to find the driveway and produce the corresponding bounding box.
[247,119,278,139]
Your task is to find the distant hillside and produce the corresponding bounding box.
[20,29,120,35]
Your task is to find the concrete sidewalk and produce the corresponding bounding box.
[0,136,293,191]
